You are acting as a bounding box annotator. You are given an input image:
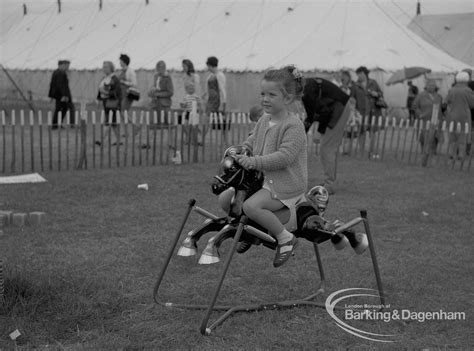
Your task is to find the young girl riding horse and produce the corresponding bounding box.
[220,66,307,267]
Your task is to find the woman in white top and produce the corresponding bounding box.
[118,53,140,137]
[182,59,200,97]
[118,54,138,113]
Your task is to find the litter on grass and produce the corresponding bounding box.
[0,173,46,184]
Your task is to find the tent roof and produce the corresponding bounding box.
[408,12,474,67]
[0,0,470,72]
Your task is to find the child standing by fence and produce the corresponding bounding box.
[181,83,203,145]
[234,66,307,267]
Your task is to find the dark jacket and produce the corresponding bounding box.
[352,79,384,119]
[468,81,474,122]
[407,84,419,109]
[302,78,350,134]
[150,73,174,109]
[48,69,72,101]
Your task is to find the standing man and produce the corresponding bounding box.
[49,60,74,129]
[407,81,419,125]
[302,78,351,195]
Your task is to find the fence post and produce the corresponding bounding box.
[376,116,383,159]
[76,105,88,170]
[414,119,424,164]
[47,111,53,171]
[152,111,157,165]
[92,111,96,169]
[159,110,164,165]
[132,111,137,166]
[99,110,105,169]
[58,111,63,171]
[420,120,430,166]
[11,110,16,173]
[138,112,143,166]
[107,111,112,169]
[407,119,418,163]
[359,115,368,158]
[448,121,455,167]
[185,111,191,164]
[173,112,180,162]
[74,110,79,168]
[452,122,463,170]
[220,112,226,151]
[192,108,199,163]
[29,110,35,172]
[123,111,129,168]
[444,121,453,167]
[435,120,446,166]
[116,111,121,168]
[201,114,206,163]
[209,113,215,162]
[165,111,172,165]
[237,113,242,147]
[380,116,389,161]
[387,116,395,159]
[466,122,472,172]
[58,111,62,171]
[20,110,25,172]
[1,111,5,173]
[229,113,236,147]
[400,118,409,161]
[146,111,152,166]
[458,122,469,171]
[65,111,70,170]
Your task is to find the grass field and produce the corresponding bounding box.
[0,157,473,349]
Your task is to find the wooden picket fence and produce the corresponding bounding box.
[0,109,472,173]
[336,115,472,172]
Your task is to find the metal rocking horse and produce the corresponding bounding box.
[153,145,385,335]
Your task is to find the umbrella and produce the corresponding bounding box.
[386,67,431,85]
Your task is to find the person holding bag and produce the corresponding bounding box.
[96,61,122,146]
[148,60,174,127]
[118,54,138,111]
[354,66,385,158]
[117,54,141,139]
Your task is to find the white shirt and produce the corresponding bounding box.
[124,67,137,87]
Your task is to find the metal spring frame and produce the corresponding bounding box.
[153,199,385,335]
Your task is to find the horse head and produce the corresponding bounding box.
[211,145,263,196]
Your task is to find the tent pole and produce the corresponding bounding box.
[0,65,36,113]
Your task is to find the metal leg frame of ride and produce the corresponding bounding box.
[153,199,385,335]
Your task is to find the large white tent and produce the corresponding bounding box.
[1,0,470,72]
[408,12,474,67]
[0,0,471,110]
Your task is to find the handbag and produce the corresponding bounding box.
[374,96,388,109]
[105,99,119,109]
[127,87,141,101]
